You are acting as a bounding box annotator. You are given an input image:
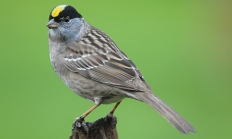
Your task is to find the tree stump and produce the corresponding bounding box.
[70,114,118,139]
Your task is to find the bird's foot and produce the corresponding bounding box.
[107,112,114,117]
[75,116,89,135]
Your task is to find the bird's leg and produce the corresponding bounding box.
[75,99,101,134]
[81,104,100,118]
[109,101,122,115]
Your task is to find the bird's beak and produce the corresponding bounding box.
[47,19,59,29]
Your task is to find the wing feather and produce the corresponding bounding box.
[64,27,149,91]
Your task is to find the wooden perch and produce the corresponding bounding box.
[70,114,118,139]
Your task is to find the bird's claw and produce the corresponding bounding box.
[107,112,114,117]
[75,116,89,135]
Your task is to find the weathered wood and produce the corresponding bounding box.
[70,114,118,139]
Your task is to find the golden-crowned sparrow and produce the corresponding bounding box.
[47,5,195,134]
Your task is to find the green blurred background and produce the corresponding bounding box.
[1,0,231,138]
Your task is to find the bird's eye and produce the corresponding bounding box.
[58,16,70,23]
[64,16,70,22]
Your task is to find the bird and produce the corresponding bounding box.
[47,4,196,134]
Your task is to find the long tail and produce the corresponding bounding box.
[134,92,196,134]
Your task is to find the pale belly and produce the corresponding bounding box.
[61,71,129,104]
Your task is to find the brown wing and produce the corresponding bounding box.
[64,28,149,91]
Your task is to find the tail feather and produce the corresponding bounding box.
[134,92,196,134]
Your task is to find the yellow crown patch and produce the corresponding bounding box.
[51,5,67,17]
